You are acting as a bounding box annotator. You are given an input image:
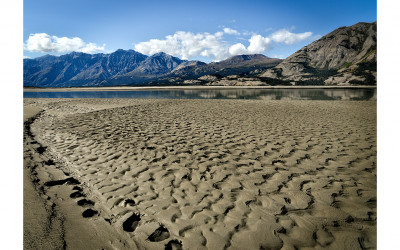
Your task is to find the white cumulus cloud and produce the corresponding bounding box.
[247,35,272,53]
[229,43,248,55]
[25,33,106,54]
[227,35,272,56]
[270,29,313,45]
[223,28,240,35]
[134,31,230,61]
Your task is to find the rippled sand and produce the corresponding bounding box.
[24,98,376,249]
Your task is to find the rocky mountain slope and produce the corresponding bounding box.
[261,22,377,85]
[162,54,282,82]
[125,52,185,77]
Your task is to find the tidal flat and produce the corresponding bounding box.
[23,98,376,249]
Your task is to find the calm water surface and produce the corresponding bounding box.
[23,88,376,101]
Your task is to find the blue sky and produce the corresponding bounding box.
[23,0,376,62]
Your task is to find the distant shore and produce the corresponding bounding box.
[23,85,377,92]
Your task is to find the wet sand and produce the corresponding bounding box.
[23,98,376,249]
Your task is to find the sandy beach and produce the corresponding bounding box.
[23,98,376,249]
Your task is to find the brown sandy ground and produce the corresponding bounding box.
[23,98,376,250]
[23,101,139,249]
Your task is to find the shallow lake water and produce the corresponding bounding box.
[23,88,376,100]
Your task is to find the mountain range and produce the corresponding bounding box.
[24,21,376,87]
[24,50,282,87]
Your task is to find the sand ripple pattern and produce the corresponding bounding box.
[32,99,376,249]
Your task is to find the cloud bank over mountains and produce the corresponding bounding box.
[25,27,314,61]
[135,28,313,61]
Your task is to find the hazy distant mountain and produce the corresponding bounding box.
[24,49,148,87]
[261,22,377,85]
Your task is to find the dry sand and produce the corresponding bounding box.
[23,98,376,250]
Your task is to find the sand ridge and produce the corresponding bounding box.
[24,98,376,249]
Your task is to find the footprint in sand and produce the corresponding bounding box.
[70,191,85,198]
[165,239,183,250]
[148,224,170,242]
[77,199,95,207]
[122,213,141,232]
[36,146,46,154]
[44,177,80,187]
[82,208,98,218]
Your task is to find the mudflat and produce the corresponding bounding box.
[23,98,376,249]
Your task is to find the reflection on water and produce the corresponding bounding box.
[23,88,376,101]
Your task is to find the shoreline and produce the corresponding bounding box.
[23,85,377,92]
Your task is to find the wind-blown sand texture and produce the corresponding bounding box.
[24,98,376,250]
